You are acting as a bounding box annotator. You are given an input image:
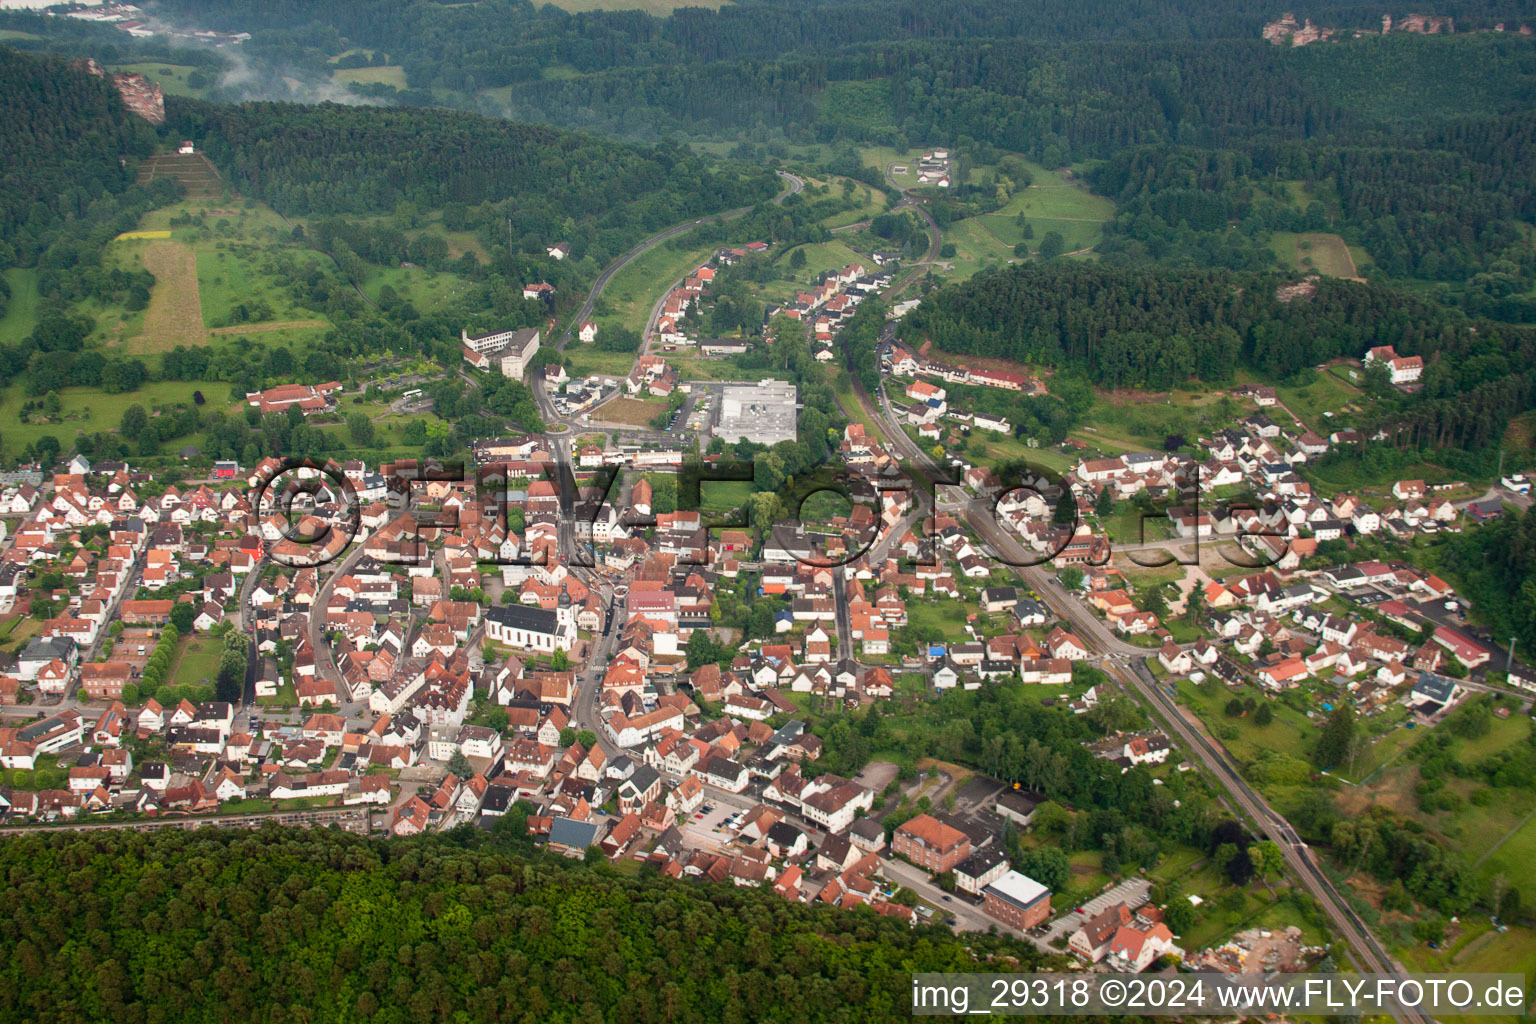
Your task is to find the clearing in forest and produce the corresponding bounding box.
[136,152,227,200]
[1271,231,1364,280]
[129,241,205,354]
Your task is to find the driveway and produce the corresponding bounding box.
[878,857,1000,937]
[1036,876,1154,947]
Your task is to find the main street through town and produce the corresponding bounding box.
[845,325,1429,1021]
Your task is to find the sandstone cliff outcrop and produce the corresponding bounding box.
[73,57,166,124]
[1263,11,1478,46]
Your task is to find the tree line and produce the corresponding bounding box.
[901,260,1536,451]
[0,46,175,278]
[0,824,1043,1022]
[166,98,777,250]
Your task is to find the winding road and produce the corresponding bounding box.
[882,162,943,299]
[556,170,804,349]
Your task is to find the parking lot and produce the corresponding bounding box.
[1035,877,1154,946]
[680,802,739,851]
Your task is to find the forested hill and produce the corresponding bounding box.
[148,0,1536,74]
[901,261,1536,451]
[0,826,1041,1022]
[0,46,161,265]
[166,99,779,248]
[129,0,1536,146]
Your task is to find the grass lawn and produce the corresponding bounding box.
[1466,797,1536,886]
[1267,231,1363,280]
[219,796,333,814]
[98,197,354,352]
[1275,367,1362,430]
[1398,920,1536,1024]
[196,247,335,329]
[0,615,44,654]
[562,348,643,379]
[981,214,1105,255]
[171,635,227,691]
[941,218,1016,282]
[1177,679,1317,767]
[110,63,212,98]
[1101,505,1175,546]
[700,479,757,514]
[999,166,1116,219]
[820,180,887,229]
[209,324,331,354]
[408,218,491,262]
[257,681,298,707]
[0,380,235,458]
[969,435,1075,474]
[905,598,974,636]
[1328,362,1365,387]
[1060,849,1112,903]
[759,240,866,304]
[1459,713,1532,762]
[594,394,669,427]
[138,198,292,236]
[358,262,473,315]
[332,65,408,89]
[1341,706,1420,781]
[1110,560,1188,591]
[1066,422,1146,456]
[672,356,764,382]
[595,240,716,335]
[0,268,40,345]
[1337,724,1536,877]
[1162,617,1203,644]
[1148,846,1206,884]
[1307,457,1465,498]
[128,240,204,352]
[1430,780,1536,865]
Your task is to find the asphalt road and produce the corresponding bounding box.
[570,587,624,759]
[850,342,1426,1021]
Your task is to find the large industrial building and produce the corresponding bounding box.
[714,379,798,446]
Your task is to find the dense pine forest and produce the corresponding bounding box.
[1092,108,1536,294]
[167,99,778,248]
[902,261,1536,452]
[0,48,166,267]
[141,0,1536,88]
[0,826,1043,1022]
[83,0,1534,299]
[0,46,778,448]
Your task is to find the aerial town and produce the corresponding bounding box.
[4,8,1536,1008]
[0,288,1526,973]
